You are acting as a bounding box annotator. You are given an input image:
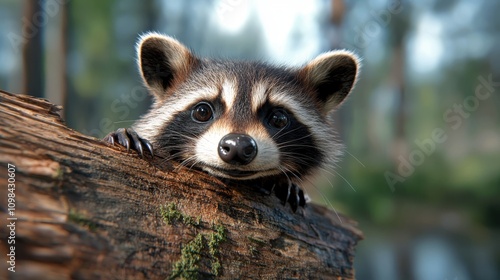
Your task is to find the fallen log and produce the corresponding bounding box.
[0,90,362,279]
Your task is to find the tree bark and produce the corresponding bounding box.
[0,90,363,280]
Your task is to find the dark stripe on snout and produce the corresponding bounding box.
[228,62,299,130]
[231,64,255,127]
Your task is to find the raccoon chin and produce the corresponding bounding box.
[201,165,281,181]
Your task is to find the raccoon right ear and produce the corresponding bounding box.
[299,50,360,114]
[137,33,197,99]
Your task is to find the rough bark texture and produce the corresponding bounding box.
[0,90,363,280]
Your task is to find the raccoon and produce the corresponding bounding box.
[104,33,360,212]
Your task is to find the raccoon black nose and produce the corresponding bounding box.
[218,134,257,165]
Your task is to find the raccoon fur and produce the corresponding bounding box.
[104,32,360,212]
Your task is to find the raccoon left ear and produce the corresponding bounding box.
[137,33,197,100]
[299,50,360,113]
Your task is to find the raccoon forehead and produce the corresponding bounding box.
[172,77,237,105]
[267,89,316,120]
[250,82,268,113]
[220,79,237,110]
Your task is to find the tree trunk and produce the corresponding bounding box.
[44,0,68,117]
[22,0,44,98]
[0,90,363,280]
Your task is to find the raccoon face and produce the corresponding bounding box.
[133,33,360,181]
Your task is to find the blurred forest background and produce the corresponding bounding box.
[1,0,499,279]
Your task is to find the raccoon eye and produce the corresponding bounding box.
[268,109,289,129]
[191,102,213,122]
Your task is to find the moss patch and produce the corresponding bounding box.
[170,233,204,280]
[160,203,227,279]
[246,235,266,258]
[207,224,226,276]
[247,235,267,246]
[160,203,200,226]
[68,209,97,231]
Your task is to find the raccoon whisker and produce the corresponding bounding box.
[301,173,344,224]
[185,155,204,171]
[281,157,321,169]
[158,149,183,161]
[173,130,199,139]
[278,138,317,148]
[158,129,205,146]
[189,160,202,171]
[272,126,304,141]
[177,154,198,169]
[344,150,366,168]
[279,158,312,170]
[167,130,217,153]
[282,153,356,194]
[279,152,322,165]
[322,166,356,192]
[280,163,303,179]
[164,131,199,142]
[281,155,321,166]
[279,149,318,155]
[159,152,175,161]
[278,165,296,180]
[283,167,304,185]
[270,126,288,140]
[275,138,314,145]
[185,161,202,173]
[155,157,171,168]
[170,158,187,172]
[276,144,320,152]
[321,196,344,224]
[160,149,187,165]
[173,159,199,175]
[313,165,357,193]
[285,166,344,223]
[273,131,313,145]
[162,143,188,149]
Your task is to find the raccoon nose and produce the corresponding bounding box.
[218,134,258,165]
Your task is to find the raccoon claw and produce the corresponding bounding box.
[275,181,306,212]
[103,128,154,157]
[288,183,299,212]
[288,183,306,212]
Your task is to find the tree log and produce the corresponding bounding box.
[0,90,363,279]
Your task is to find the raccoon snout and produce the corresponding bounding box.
[218,134,258,165]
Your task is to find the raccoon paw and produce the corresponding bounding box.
[103,128,153,157]
[274,181,306,212]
